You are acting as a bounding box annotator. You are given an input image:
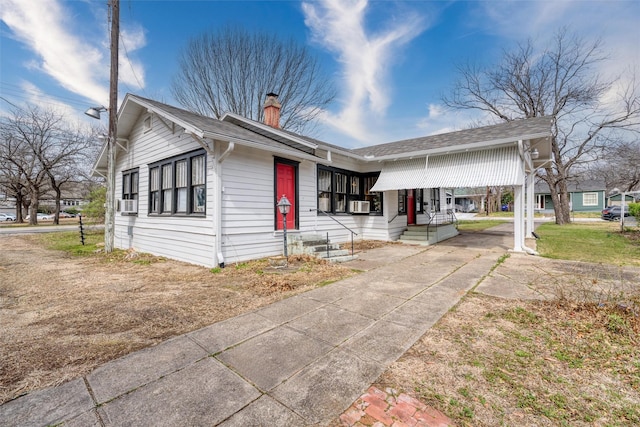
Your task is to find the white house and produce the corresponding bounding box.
[92,93,552,267]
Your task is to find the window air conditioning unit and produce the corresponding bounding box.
[121,199,138,214]
[350,200,370,214]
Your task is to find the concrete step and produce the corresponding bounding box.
[318,249,351,258]
[402,230,430,237]
[399,235,430,241]
[309,243,342,252]
[324,254,358,263]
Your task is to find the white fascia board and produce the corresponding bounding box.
[317,144,369,162]
[363,131,550,162]
[90,140,109,178]
[221,112,318,150]
[202,130,322,162]
[128,96,204,138]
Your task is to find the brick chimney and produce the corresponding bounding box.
[263,92,281,129]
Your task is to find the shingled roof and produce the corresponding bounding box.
[352,116,552,159]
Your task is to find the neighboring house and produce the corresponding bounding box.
[606,192,637,206]
[92,93,551,268]
[453,187,487,213]
[534,179,606,213]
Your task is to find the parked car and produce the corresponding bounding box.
[25,213,54,220]
[58,211,76,218]
[0,213,16,221]
[601,206,630,221]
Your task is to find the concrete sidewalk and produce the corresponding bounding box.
[0,227,515,427]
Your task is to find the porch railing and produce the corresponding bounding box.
[310,209,358,256]
[426,209,458,236]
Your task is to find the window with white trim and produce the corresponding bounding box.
[583,192,598,206]
[535,194,545,210]
[149,150,206,215]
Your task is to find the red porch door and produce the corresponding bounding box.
[407,189,416,225]
[276,162,296,230]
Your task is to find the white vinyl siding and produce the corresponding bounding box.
[112,113,215,267]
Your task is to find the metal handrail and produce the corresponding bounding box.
[311,208,358,255]
[426,209,458,235]
[387,213,399,223]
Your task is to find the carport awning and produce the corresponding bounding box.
[370,145,524,191]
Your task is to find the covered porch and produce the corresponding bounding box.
[362,118,553,253]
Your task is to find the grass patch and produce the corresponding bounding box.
[457,220,508,232]
[37,230,104,255]
[536,222,640,266]
[380,292,640,426]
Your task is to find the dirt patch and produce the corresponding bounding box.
[0,234,357,404]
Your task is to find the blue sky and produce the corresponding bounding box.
[1,0,638,148]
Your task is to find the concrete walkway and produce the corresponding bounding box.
[0,227,516,427]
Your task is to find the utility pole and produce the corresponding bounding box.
[105,0,119,252]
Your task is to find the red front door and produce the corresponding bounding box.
[407,189,416,225]
[276,163,296,230]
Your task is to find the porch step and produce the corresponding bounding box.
[398,223,459,245]
[289,234,358,263]
[317,248,351,258]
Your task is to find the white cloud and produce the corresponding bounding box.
[119,24,147,91]
[0,0,146,106]
[474,0,639,98]
[415,103,492,137]
[302,0,426,141]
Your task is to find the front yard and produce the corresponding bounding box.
[2,222,639,426]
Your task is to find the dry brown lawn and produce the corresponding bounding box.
[0,233,365,404]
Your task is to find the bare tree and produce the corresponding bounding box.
[171,26,335,134]
[590,139,640,192]
[443,28,640,224]
[0,105,94,225]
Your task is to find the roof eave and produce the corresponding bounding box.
[364,131,551,162]
[202,130,323,162]
[221,112,318,150]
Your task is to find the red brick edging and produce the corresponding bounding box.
[338,386,454,427]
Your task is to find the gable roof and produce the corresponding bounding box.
[535,179,606,193]
[93,95,325,176]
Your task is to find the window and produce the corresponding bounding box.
[583,192,598,206]
[162,164,172,212]
[415,189,424,213]
[398,190,407,214]
[122,169,139,214]
[335,172,347,213]
[191,155,206,213]
[317,166,382,215]
[318,169,332,212]
[150,167,160,213]
[122,169,139,201]
[535,194,545,210]
[143,115,152,132]
[363,175,382,214]
[175,160,187,213]
[429,188,441,212]
[149,150,206,215]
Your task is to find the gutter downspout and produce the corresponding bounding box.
[215,141,234,267]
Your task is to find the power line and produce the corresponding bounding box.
[0,83,95,109]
